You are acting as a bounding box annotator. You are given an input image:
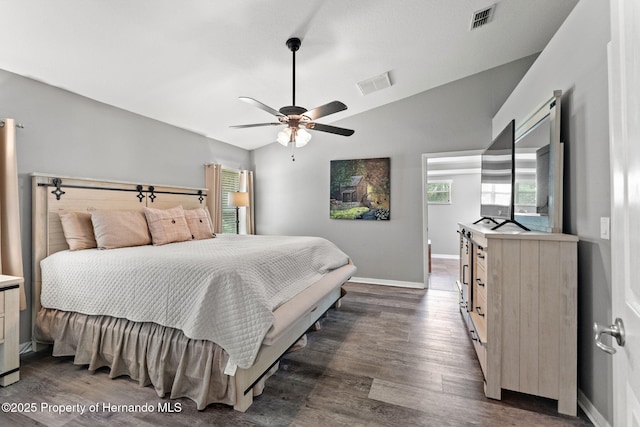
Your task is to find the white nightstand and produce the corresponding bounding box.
[0,275,22,386]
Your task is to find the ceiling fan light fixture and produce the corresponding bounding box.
[295,128,311,147]
[277,128,291,146]
[277,127,311,147]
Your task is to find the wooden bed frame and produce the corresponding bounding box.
[31,174,355,411]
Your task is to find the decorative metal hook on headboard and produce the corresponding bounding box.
[0,121,24,128]
[38,178,206,203]
[51,178,66,201]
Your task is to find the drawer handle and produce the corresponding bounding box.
[470,329,478,342]
[475,306,485,317]
[310,306,318,313]
[477,253,485,259]
[476,278,485,287]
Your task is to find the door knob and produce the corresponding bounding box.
[593,318,625,354]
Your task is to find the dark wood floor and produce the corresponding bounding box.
[1,260,593,426]
[427,257,459,292]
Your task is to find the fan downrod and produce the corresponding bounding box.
[286,37,302,106]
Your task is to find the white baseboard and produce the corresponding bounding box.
[432,254,460,260]
[19,342,32,355]
[349,276,425,289]
[578,389,611,427]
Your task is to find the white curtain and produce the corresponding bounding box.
[0,118,26,310]
[240,170,255,234]
[204,164,223,234]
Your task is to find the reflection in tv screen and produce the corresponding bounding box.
[480,120,514,220]
[514,114,551,216]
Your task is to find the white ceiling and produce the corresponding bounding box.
[0,0,578,150]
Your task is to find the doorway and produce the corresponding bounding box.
[422,151,482,290]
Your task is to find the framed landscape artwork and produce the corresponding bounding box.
[330,157,390,220]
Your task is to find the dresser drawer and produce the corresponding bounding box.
[475,264,487,298]
[475,246,487,270]
[472,290,487,340]
[472,232,488,249]
[472,332,487,378]
[0,277,22,387]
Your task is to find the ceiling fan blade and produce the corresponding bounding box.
[230,122,282,129]
[239,97,283,117]
[306,122,355,136]
[303,101,348,121]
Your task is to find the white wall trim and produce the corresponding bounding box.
[578,389,611,427]
[427,168,481,176]
[349,277,425,289]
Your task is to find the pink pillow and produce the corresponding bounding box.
[59,211,97,250]
[184,208,216,240]
[91,210,152,249]
[143,206,192,246]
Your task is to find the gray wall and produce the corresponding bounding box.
[0,68,251,344]
[427,171,480,257]
[492,0,612,422]
[251,55,536,284]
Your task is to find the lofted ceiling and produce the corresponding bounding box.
[0,0,578,150]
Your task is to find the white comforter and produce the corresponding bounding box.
[40,234,349,369]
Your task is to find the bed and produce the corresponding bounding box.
[31,174,356,411]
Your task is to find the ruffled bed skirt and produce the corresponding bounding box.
[34,308,242,409]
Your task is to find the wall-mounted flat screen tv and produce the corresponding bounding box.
[480,119,515,220]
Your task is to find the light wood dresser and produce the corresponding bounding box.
[0,275,22,386]
[457,222,578,416]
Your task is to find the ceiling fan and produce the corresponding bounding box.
[231,37,354,161]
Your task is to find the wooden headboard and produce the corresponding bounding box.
[31,174,208,341]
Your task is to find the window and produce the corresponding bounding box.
[427,180,452,204]
[481,183,512,206]
[221,168,240,233]
[515,182,536,206]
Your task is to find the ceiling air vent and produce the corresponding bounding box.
[470,4,495,30]
[357,71,392,96]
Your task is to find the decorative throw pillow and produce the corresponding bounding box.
[59,211,97,250]
[143,205,192,246]
[184,208,216,240]
[91,210,152,249]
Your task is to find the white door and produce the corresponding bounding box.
[605,1,640,424]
